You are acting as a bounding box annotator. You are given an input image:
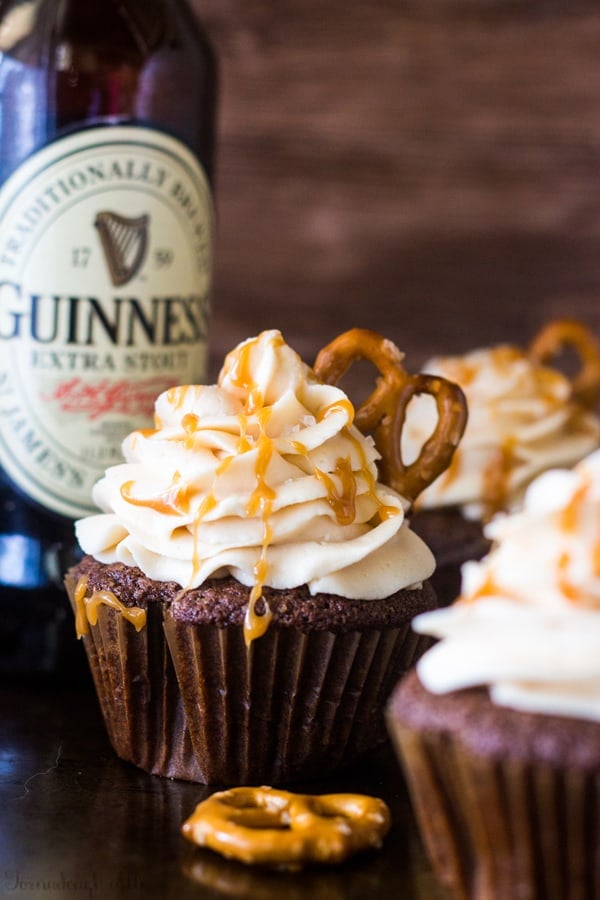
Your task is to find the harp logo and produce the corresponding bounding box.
[0,125,214,519]
[95,211,150,286]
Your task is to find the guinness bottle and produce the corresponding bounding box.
[0,0,217,676]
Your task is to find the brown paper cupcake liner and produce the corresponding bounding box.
[163,612,431,784]
[388,721,600,900]
[72,600,203,781]
[69,574,431,784]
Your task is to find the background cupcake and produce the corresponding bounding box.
[404,318,600,605]
[66,329,465,785]
[387,449,600,900]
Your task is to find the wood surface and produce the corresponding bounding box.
[191,0,600,377]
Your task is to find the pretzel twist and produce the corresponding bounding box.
[314,328,467,502]
[181,786,391,868]
[529,318,600,410]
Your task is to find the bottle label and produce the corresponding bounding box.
[0,126,214,518]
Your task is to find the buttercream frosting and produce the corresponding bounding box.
[403,343,600,520]
[76,330,435,641]
[413,450,600,721]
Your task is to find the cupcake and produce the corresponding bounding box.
[387,449,600,900]
[404,318,600,605]
[65,328,465,785]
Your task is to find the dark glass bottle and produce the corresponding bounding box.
[0,0,217,677]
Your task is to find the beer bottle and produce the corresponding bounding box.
[0,0,217,676]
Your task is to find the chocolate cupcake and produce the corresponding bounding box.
[405,319,600,605]
[66,329,465,784]
[387,450,600,899]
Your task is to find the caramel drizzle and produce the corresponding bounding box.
[243,407,276,644]
[218,338,275,643]
[120,471,193,516]
[116,335,401,646]
[314,457,356,526]
[464,468,600,608]
[480,439,523,520]
[74,576,147,638]
[556,472,600,605]
[433,345,569,516]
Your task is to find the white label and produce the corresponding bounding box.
[0,126,213,518]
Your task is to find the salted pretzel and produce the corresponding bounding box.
[313,328,468,503]
[528,318,600,410]
[181,786,391,868]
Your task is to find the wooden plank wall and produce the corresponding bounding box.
[191,0,600,374]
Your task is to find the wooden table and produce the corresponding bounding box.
[0,669,448,900]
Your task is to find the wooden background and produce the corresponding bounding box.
[190,0,600,378]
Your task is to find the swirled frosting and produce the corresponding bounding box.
[76,330,434,641]
[403,344,600,520]
[413,450,600,722]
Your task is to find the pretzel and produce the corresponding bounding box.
[314,328,468,502]
[181,786,391,868]
[528,318,600,410]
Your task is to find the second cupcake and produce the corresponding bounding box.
[404,318,600,604]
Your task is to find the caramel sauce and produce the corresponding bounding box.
[435,345,568,516]
[462,569,519,605]
[423,438,462,499]
[557,550,580,602]
[74,576,146,638]
[182,413,200,448]
[462,570,501,603]
[314,457,357,526]
[167,384,192,410]
[244,525,273,644]
[236,413,253,454]
[243,409,276,645]
[560,476,589,535]
[316,397,355,425]
[120,474,193,516]
[481,439,521,519]
[349,432,400,522]
[592,542,600,581]
[558,473,600,601]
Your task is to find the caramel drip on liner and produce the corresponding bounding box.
[74,576,146,638]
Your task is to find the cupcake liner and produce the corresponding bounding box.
[388,720,600,900]
[164,612,432,785]
[70,597,203,781]
[68,569,433,785]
